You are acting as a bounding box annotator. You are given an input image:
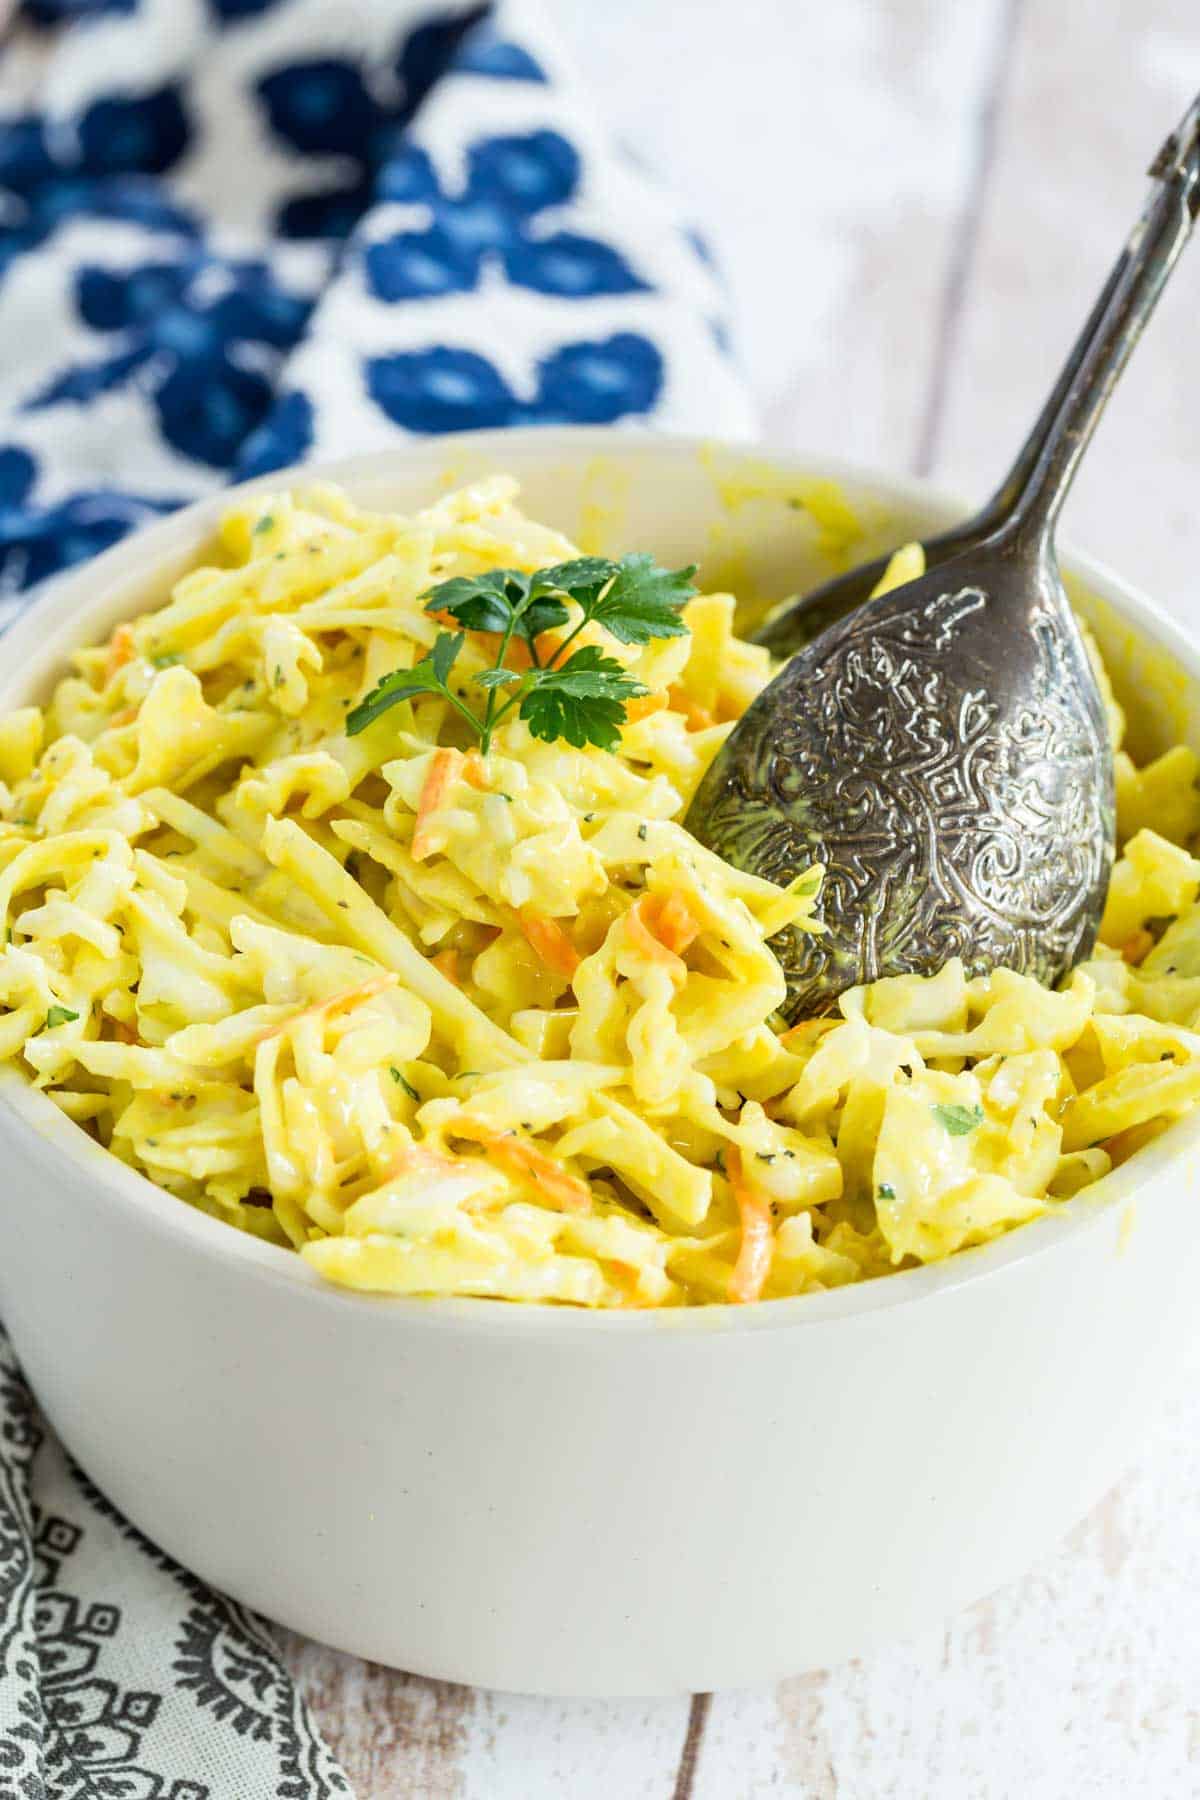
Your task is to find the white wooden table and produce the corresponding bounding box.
[285,3,1200,1791]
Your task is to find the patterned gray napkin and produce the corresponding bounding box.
[0,1339,351,1799]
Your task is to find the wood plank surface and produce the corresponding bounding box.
[279,1636,692,1797]
[286,3,1200,1793]
[934,0,1200,622]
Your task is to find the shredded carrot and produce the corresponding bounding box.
[103,624,137,686]
[429,611,559,667]
[620,890,702,964]
[645,889,701,955]
[726,1146,774,1304]
[462,749,490,789]
[411,747,464,860]
[667,685,715,732]
[429,622,563,674]
[431,947,460,986]
[497,629,563,671]
[622,895,688,976]
[109,705,139,729]
[608,1258,642,1285]
[519,908,581,979]
[462,1127,592,1214]
[779,1018,830,1050]
[605,1259,654,1308]
[442,626,565,675]
[383,1141,463,1184]
[623,691,669,725]
[1121,928,1154,965]
[257,973,398,1043]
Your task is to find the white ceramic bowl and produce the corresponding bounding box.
[2,429,1199,1699]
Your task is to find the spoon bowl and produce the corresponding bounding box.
[689,526,1113,1017]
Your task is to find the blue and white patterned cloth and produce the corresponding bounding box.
[0,1,751,1792]
[0,0,752,618]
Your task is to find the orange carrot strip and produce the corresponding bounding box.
[647,890,701,955]
[519,908,581,979]
[499,629,564,671]
[257,974,397,1043]
[1121,928,1154,966]
[624,691,669,725]
[532,629,563,666]
[383,1141,463,1183]
[103,624,136,686]
[779,1018,830,1050]
[426,613,563,668]
[462,1127,591,1214]
[455,626,565,675]
[622,895,687,976]
[726,1146,774,1305]
[462,749,490,790]
[500,635,535,672]
[109,705,139,729]
[605,1259,655,1308]
[411,747,464,861]
[431,947,460,986]
[667,685,715,732]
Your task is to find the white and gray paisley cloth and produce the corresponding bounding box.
[0,0,750,1793]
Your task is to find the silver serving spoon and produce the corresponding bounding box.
[687,92,1200,1020]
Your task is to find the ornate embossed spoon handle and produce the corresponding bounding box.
[687,91,1200,1020]
[755,90,1200,657]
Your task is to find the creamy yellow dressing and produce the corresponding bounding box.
[2,475,1199,1307]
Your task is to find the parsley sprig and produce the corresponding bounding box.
[346,555,697,755]
[932,1102,984,1137]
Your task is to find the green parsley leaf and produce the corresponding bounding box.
[518,592,574,641]
[151,650,183,668]
[45,1005,79,1029]
[389,1067,420,1102]
[426,630,462,686]
[528,556,615,595]
[473,667,525,691]
[345,633,467,735]
[561,552,698,645]
[374,554,694,755]
[877,1182,896,1200]
[253,514,275,535]
[423,569,529,635]
[519,645,647,751]
[425,554,697,650]
[931,1102,984,1137]
[426,567,574,646]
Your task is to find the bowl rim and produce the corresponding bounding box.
[4,421,1198,1339]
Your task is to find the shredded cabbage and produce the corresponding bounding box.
[2,477,1198,1306]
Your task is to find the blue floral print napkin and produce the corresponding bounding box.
[0,0,751,617]
[0,0,750,1791]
